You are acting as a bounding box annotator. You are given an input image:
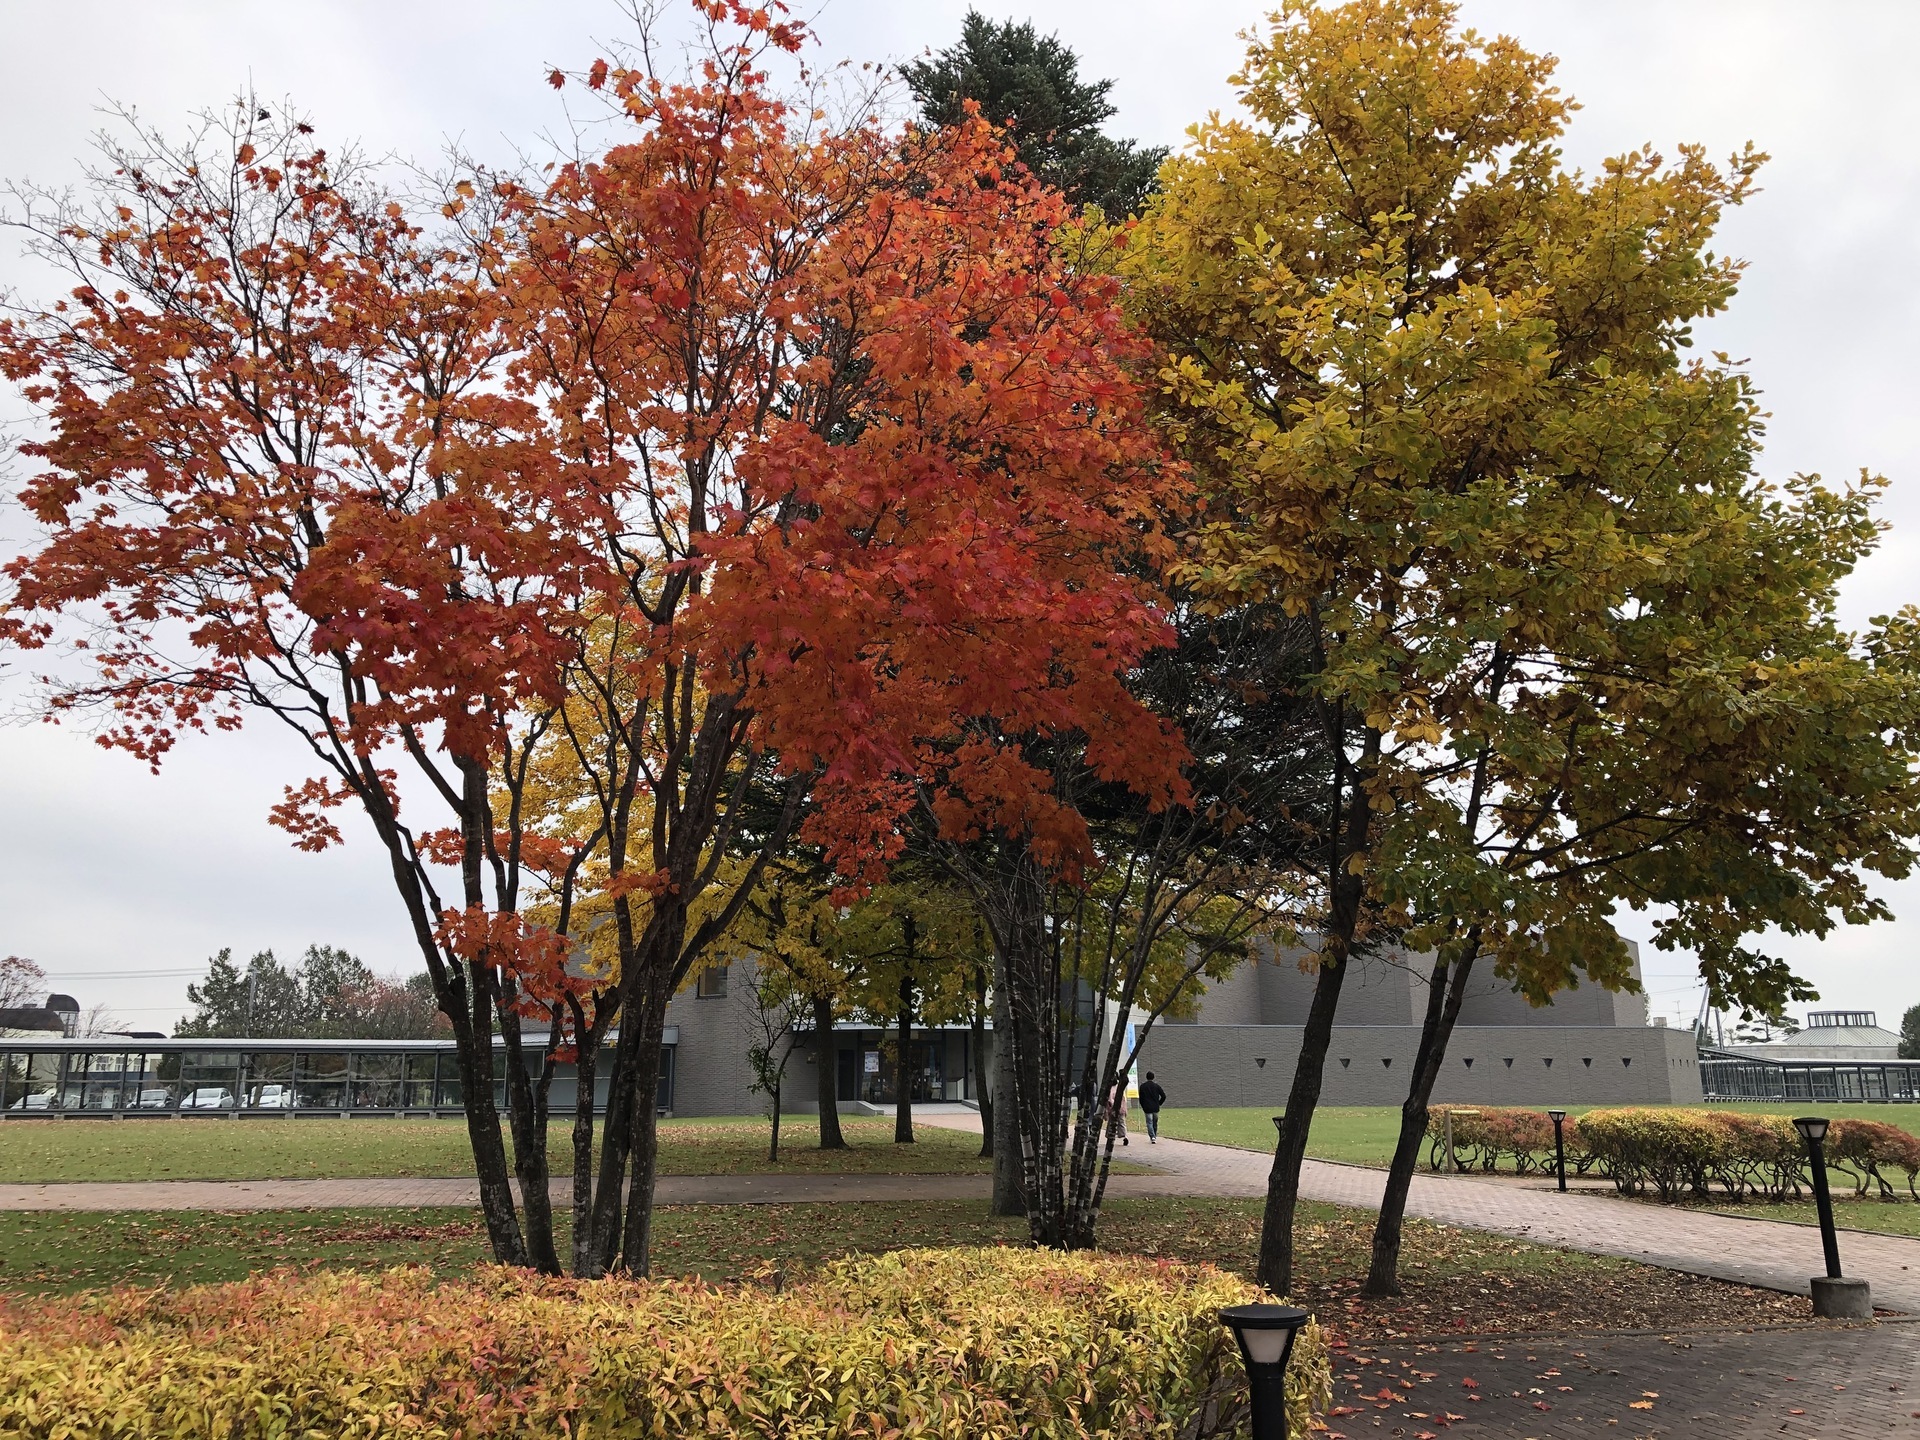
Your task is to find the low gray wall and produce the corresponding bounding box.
[1135,1024,1702,1108]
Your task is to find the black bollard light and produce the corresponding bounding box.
[1794,1116,1842,1278]
[1547,1108,1568,1193]
[1219,1303,1312,1440]
[1793,1116,1872,1318]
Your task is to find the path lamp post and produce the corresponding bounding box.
[1792,1116,1872,1318]
[1219,1303,1312,1440]
[1547,1108,1568,1193]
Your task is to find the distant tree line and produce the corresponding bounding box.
[174,945,446,1040]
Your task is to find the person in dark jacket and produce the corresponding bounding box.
[1137,1071,1167,1142]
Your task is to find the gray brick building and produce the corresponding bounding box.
[1134,941,1703,1108]
[661,957,980,1118]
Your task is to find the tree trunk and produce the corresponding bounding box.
[499,1004,562,1276]
[570,1031,601,1277]
[812,990,846,1149]
[615,1024,666,1276]
[972,961,993,1158]
[1256,949,1350,1295]
[587,917,679,1275]
[1002,904,1065,1246]
[990,945,1025,1216]
[371,810,527,1269]
[894,961,916,1144]
[1364,944,1478,1296]
[769,1076,782,1163]
[1257,707,1375,1296]
[452,1004,530,1268]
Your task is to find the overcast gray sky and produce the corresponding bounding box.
[0,2,1914,1034]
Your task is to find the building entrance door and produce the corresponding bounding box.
[846,1039,943,1104]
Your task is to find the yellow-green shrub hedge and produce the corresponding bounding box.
[1579,1108,1920,1203]
[0,1247,1332,1439]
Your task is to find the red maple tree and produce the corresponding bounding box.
[0,1,1185,1274]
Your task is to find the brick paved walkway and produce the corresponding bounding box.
[1328,1321,1920,1437]
[919,1116,1920,1316]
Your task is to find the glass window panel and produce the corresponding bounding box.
[350,1053,403,1108]
[243,1052,295,1109]
[9,1052,64,1110]
[129,1071,176,1110]
[58,1054,89,1111]
[0,1053,16,1109]
[293,1080,345,1108]
[292,1054,343,1107]
[177,1051,239,1109]
[104,1054,140,1112]
[75,1054,127,1111]
[402,1053,442,1106]
[435,1066,464,1109]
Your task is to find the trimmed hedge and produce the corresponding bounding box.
[1428,1105,1920,1205]
[0,1248,1333,1439]
[1830,1119,1920,1200]
[1572,1108,1920,1203]
[1426,1106,1590,1176]
[1577,1108,1733,1201]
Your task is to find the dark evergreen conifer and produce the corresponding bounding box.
[902,12,1165,217]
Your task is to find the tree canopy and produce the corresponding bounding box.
[902,11,1165,218]
[1122,0,1920,1294]
[0,3,1185,1278]
[175,946,444,1039]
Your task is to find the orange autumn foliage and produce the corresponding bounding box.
[0,2,1186,1274]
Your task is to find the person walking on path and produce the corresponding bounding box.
[1105,1081,1130,1146]
[1137,1072,1166,1143]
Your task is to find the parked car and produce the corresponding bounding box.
[132,1089,173,1109]
[5,1092,56,1111]
[179,1087,234,1109]
[248,1084,294,1109]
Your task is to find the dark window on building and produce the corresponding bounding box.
[696,964,730,999]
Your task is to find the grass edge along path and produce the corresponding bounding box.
[0,1196,1814,1343]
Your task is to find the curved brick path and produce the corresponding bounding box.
[919,1115,1920,1316]
[5,1115,1919,1315]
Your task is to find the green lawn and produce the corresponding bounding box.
[1161,1103,1920,1169]
[0,1115,1000,1183]
[1160,1106,1407,1165]
[1696,1196,1920,1239]
[0,1197,1808,1338]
